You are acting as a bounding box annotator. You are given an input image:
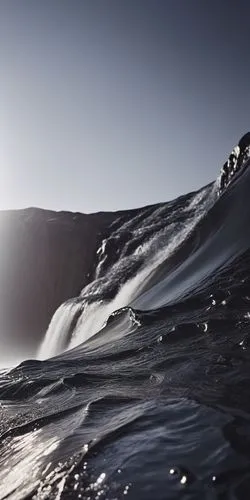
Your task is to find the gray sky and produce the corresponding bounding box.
[1,0,250,213]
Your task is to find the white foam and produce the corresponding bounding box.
[38,301,82,359]
[39,183,217,358]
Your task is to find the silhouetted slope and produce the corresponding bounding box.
[0,207,119,351]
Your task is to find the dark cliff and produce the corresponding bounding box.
[0,207,119,353]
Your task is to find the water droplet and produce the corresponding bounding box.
[168,466,195,485]
[123,484,131,495]
[239,335,250,350]
[96,473,106,486]
[199,322,208,333]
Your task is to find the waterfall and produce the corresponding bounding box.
[38,183,216,360]
[38,301,83,360]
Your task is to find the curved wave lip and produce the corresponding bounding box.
[2,135,250,498]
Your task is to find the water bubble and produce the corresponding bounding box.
[123,483,131,495]
[168,466,195,486]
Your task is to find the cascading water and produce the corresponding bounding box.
[39,130,250,361]
[38,182,217,359]
[39,301,83,359]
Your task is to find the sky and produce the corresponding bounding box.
[1,0,250,213]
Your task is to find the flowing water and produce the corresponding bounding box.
[1,137,250,498]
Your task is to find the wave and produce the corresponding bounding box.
[38,134,250,359]
[1,134,250,498]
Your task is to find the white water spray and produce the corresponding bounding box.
[38,301,83,360]
[38,183,217,359]
[69,209,210,350]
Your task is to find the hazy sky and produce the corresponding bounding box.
[1,0,250,213]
